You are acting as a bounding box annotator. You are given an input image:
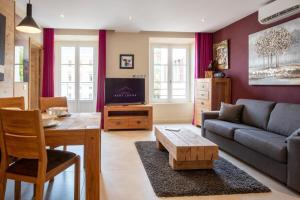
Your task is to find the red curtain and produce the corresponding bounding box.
[42,28,55,97]
[193,32,213,124]
[195,32,213,78]
[96,30,106,129]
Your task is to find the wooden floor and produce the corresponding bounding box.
[4,124,300,200]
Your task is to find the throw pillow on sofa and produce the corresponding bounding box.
[218,102,244,123]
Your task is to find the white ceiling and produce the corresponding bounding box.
[16,0,270,32]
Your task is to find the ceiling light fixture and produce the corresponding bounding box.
[201,18,205,23]
[129,16,133,21]
[16,0,41,34]
[60,14,65,18]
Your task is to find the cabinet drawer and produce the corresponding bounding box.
[195,100,211,109]
[196,91,209,100]
[128,119,148,128]
[107,119,128,129]
[197,82,210,91]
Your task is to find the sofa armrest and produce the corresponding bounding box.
[201,111,219,137]
[287,136,300,192]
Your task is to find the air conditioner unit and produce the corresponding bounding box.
[258,0,300,24]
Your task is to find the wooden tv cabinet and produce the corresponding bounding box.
[104,104,153,131]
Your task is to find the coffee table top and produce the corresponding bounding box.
[155,126,217,147]
[155,126,218,161]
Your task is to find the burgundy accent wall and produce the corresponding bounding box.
[213,12,300,104]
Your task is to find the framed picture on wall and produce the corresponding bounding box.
[249,18,300,85]
[0,13,6,66]
[0,71,3,81]
[120,54,134,69]
[213,40,229,70]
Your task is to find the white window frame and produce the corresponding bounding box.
[54,41,98,103]
[150,43,192,103]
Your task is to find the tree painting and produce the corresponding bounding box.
[255,27,293,68]
[248,18,300,85]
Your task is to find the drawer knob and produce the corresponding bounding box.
[137,121,141,124]
[201,102,204,105]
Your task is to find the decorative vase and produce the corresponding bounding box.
[214,71,226,78]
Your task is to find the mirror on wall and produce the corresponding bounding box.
[14,14,42,109]
[14,15,30,109]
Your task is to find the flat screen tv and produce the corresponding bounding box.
[105,78,145,105]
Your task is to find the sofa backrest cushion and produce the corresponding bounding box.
[236,99,275,129]
[267,103,300,137]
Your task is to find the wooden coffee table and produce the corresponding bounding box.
[155,126,219,170]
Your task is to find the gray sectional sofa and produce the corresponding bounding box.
[201,99,300,192]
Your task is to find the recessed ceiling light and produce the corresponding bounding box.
[201,18,205,22]
[60,14,65,18]
[129,16,133,21]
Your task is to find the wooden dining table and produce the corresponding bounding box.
[44,112,101,200]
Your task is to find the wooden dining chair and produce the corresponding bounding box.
[40,97,68,113]
[0,109,80,200]
[0,96,25,167]
[40,97,68,151]
[0,97,25,110]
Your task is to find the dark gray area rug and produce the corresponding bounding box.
[135,141,271,197]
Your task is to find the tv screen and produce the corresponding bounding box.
[105,78,145,104]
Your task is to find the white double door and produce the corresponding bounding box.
[55,41,98,113]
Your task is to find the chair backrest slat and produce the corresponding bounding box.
[40,97,68,112]
[0,97,25,110]
[5,134,40,158]
[0,109,46,160]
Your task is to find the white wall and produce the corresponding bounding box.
[14,82,28,109]
[152,103,194,123]
[106,31,195,123]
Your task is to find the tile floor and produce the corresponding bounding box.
[4,124,300,200]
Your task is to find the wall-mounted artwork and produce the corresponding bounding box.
[0,66,3,81]
[120,54,134,69]
[0,72,3,81]
[249,18,300,85]
[213,40,229,70]
[0,13,6,66]
[0,13,6,82]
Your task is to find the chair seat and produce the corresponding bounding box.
[7,149,76,177]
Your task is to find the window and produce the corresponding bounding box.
[60,47,76,100]
[79,47,94,100]
[55,41,97,112]
[150,44,192,103]
[58,45,95,101]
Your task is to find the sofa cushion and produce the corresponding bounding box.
[204,119,260,140]
[234,129,287,163]
[218,102,244,123]
[267,103,300,137]
[236,99,275,129]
